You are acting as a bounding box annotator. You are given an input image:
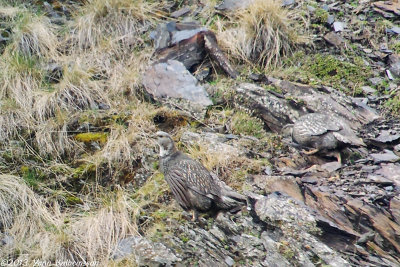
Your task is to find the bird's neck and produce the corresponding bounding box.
[159,144,177,158]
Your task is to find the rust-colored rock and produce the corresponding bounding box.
[345,199,400,254]
[252,175,304,203]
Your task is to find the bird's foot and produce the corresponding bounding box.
[302,148,319,155]
[191,210,199,222]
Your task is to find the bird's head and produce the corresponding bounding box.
[281,124,294,138]
[155,131,177,157]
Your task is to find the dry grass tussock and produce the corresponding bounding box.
[0,174,141,264]
[217,0,308,69]
[184,138,262,189]
[70,0,162,50]
[34,64,106,122]
[79,102,157,182]
[0,6,59,58]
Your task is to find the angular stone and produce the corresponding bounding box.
[369,77,383,85]
[215,0,254,11]
[324,31,345,47]
[143,60,212,114]
[150,23,173,50]
[113,236,181,265]
[388,54,400,78]
[372,130,400,143]
[282,0,295,7]
[252,175,304,203]
[390,196,400,225]
[370,150,400,163]
[304,187,359,237]
[373,163,400,187]
[373,1,400,16]
[171,7,191,18]
[345,199,400,254]
[320,161,342,172]
[361,86,376,95]
[333,21,345,32]
[327,15,335,25]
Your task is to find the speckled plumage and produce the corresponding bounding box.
[284,113,365,160]
[156,131,246,217]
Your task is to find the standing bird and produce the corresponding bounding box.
[155,131,247,220]
[282,113,365,163]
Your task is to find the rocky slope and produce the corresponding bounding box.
[1,0,400,266]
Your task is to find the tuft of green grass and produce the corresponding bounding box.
[231,111,266,138]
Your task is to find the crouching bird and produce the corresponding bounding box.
[156,131,247,221]
[282,113,366,163]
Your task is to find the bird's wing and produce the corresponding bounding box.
[173,158,221,198]
[298,114,341,136]
[165,169,191,210]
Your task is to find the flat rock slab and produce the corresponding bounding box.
[233,79,379,132]
[370,150,400,163]
[215,0,254,11]
[374,1,400,16]
[324,31,345,47]
[170,7,191,18]
[320,161,342,172]
[373,163,400,187]
[143,60,212,116]
[372,130,400,143]
[252,175,304,203]
[390,196,400,225]
[345,199,400,254]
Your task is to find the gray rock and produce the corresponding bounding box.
[307,6,316,12]
[149,23,172,50]
[387,69,394,80]
[260,232,291,267]
[372,130,400,143]
[327,15,335,25]
[0,232,14,247]
[171,28,207,44]
[112,236,181,265]
[361,86,377,95]
[143,60,212,117]
[388,54,400,78]
[394,144,400,152]
[389,26,400,34]
[370,150,400,163]
[333,21,345,32]
[215,0,254,11]
[324,31,345,46]
[224,256,234,266]
[171,7,191,18]
[321,161,342,172]
[373,163,400,187]
[255,193,316,231]
[282,0,295,7]
[322,4,330,11]
[369,77,383,86]
[0,29,11,44]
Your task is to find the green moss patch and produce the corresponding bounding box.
[304,54,371,95]
[75,132,108,144]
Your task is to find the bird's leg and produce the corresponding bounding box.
[302,148,319,155]
[192,210,199,222]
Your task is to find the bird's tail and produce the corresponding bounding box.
[210,173,247,211]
